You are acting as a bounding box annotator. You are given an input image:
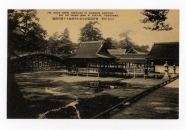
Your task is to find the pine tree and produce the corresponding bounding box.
[141,10,172,31]
[79,21,103,42]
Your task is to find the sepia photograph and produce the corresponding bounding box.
[7,9,179,119]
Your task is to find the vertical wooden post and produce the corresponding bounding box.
[37,56,38,70]
[66,59,69,74]
[54,57,56,70]
[76,64,78,76]
[122,63,124,77]
[99,61,100,77]
[107,63,109,75]
[124,63,125,75]
[129,63,131,78]
[134,64,136,78]
[143,63,145,79]
[98,67,99,77]
[113,63,115,76]
[103,62,105,76]
[117,63,118,77]
[87,62,88,77]
[31,55,33,71]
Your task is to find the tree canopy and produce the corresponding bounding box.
[118,30,149,52]
[119,30,134,50]
[8,9,48,55]
[48,29,76,54]
[79,21,103,42]
[59,28,71,43]
[103,38,118,49]
[141,10,172,31]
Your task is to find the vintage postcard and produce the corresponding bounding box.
[7,9,179,119]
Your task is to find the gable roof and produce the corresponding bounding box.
[148,42,179,59]
[107,49,126,55]
[70,41,114,58]
[125,47,146,54]
[107,47,148,63]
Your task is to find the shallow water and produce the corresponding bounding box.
[15,71,153,119]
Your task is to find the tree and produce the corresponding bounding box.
[141,10,172,31]
[19,10,39,35]
[59,28,70,43]
[24,22,48,52]
[119,30,134,50]
[79,21,103,42]
[7,10,33,118]
[48,31,75,54]
[8,9,48,54]
[103,38,118,49]
[133,44,149,53]
[8,10,24,56]
[57,43,75,54]
[119,30,149,52]
[48,32,61,54]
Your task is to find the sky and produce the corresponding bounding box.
[36,10,179,49]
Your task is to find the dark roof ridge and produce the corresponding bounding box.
[148,41,179,59]
[153,42,179,45]
[70,40,114,58]
[80,40,104,44]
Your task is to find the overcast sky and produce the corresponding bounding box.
[37,10,179,49]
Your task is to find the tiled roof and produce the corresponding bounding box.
[126,47,147,54]
[148,42,179,59]
[108,48,148,63]
[70,41,114,58]
[107,49,126,55]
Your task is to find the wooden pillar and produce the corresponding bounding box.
[103,62,105,76]
[87,62,88,77]
[99,61,101,77]
[31,55,33,71]
[54,57,56,70]
[128,63,130,78]
[107,63,109,75]
[40,56,43,69]
[37,56,39,70]
[75,63,78,76]
[98,66,99,77]
[117,63,118,77]
[124,63,126,78]
[143,63,145,79]
[122,63,124,77]
[134,64,136,78]
[66,62,68,73]
[48,56,50,70]
[113,63,115,76]
[43,56,45,68]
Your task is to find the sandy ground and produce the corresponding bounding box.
[110,79,179,119]
[120,78,162,86]
[165,79,179,88]
[14,70,175,119]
